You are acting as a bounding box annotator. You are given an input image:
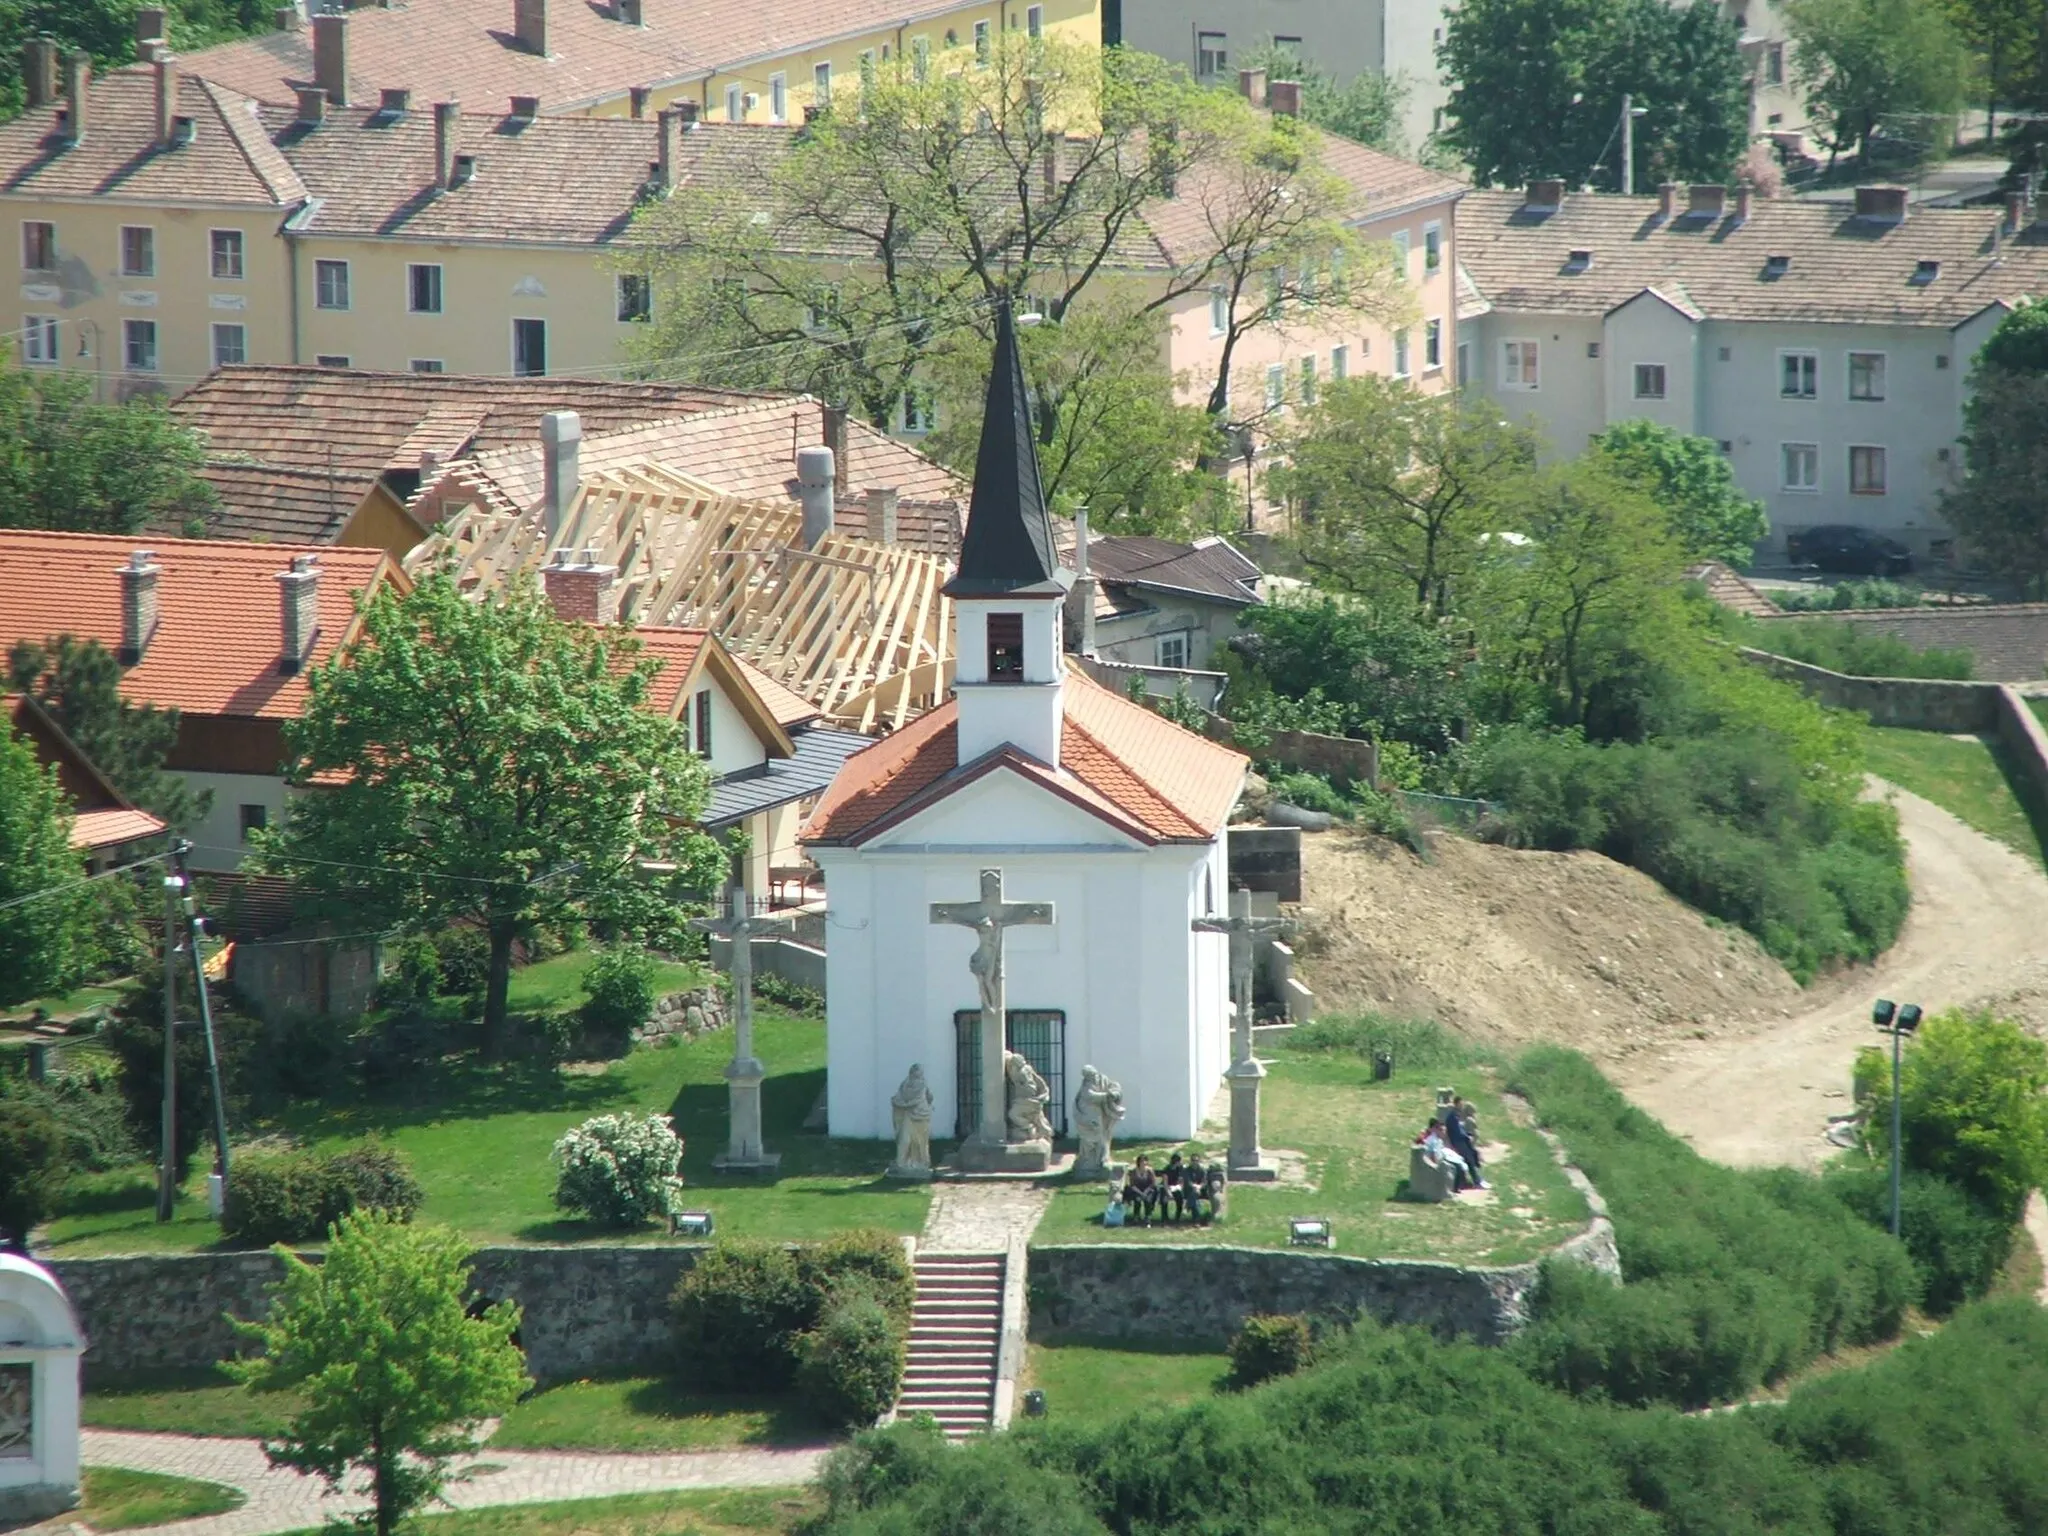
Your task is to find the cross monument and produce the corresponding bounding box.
[930,867,1055,1173]
[691,883,796,1173]
[1194,889,1295,1181]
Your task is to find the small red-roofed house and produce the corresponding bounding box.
[0,530,408,872]
[4,692,166,869]
[802,306,1248,1143]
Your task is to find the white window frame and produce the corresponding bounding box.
[973,19,991,64]
[1503,338,1540,389]
[1391,228,1411,272]
[1026,3,1044,38]
[1423,221,1442,272]
[1633,362,1667,400]
[1264,363,1286,412]
[1208,286,1228,337]
[1780,441,1819,492]
[411,358,446,373]
[210,322,246,368]
[209,228,244,280]
[122,318,158,373]
[21,220,54,271]
[21,313,58,365]
[1393,327,1411,378]
[725,82,743,120]
[1779,348,1818,400]
[407,262,443,315]
[1156,632,1189,670]
[1424,317,1443,371]
[314,258,351,311]
[617,272,652,323]
[813,61,831,109]
[1196,30,1227,79]
[901,385,936,435]
[1847,349,1886,402]
[1848,444,1888,496]
[1300,354,1317,405]
[769,72,788,121]
[512,316,547,377]
[1330,343,1349,380]
[119,224,155,278]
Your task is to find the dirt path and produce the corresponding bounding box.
[1616,784,2048,1171]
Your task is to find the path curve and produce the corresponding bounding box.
[1615,783,2048,1171]
[78,1430,827,1536]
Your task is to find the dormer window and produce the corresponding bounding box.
[987,612,1025,682]
[1912,258,1940,285]
[1763,254,1790,277]
[1564,248,1593,272]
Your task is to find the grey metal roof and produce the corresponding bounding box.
[703,726,874,829]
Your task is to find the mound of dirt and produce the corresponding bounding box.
[1293,826,1804,1062]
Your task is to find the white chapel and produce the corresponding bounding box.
[802,302,1248,1143]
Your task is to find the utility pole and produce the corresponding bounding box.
[171,842,232,1207]
[1621,95,1643,195]
[156,869,179,1222]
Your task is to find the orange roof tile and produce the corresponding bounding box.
[0,531,399,720]
[628,626,709,717]
[735,657,822,728]
[70,807,167,849]
[802,664,1245,846]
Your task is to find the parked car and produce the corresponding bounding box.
[1784,525,1914,576]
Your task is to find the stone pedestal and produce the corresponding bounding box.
[711,1057,781,1174]
[1226,1057,1278,1181]
[958,1132,1054,1174]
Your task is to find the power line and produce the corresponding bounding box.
[0,849,168,914]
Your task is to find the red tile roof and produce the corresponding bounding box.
[6,693,167,849]
[70,807,167,849]
[629,626,709,717]
[736,657,822,728]
[803,663,1244,846]
[0,531,400,720]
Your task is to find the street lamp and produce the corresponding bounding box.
[1620,95,1649,196]
[1871,999,1923,1237]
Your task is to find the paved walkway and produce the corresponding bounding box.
[920,1180,1053,1252]
[77,1430,828,1536]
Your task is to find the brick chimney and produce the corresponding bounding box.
[1854,184,1908,223]
[276,554,320,674]
[1657,181,1680,218]
[629,84,649,117]
[135,8,168,49]
[509,93,540,121]
[1686,183,1726,218]
[655,106,683,190]
[822,404,849,494]
[119,550,162,664]
[2009,190,2032,231]
[1733,179,1752,222]
[542,547,619,624]
[379,86,410,116]
[1524,178,1565,212]
[618,0,643,22]
[1268,79,1302,117]
[61,51,88,144]
[433,100,458,187]
[796,447,834,549]
[312,13,347,107]
[1237,67,1267,107]
[296,84,326,127]
[155,54,178,147]
[273,5,299,31]
[864,485,899,544]
[24,37,57,111]
[541,410,582,542]
[513,0,547,56]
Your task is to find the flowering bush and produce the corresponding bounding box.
[551,1112,685,1227]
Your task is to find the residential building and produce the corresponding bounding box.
[803,305,1247,1142]
[166,366,785,555]
[179,0,1098,125]
[0,532,407,872]
[4,692,166,869]
[1456,181,2048,561]
[1066,531,1262,671]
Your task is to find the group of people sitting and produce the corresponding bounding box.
[1414,1095,1485,1191]
[1108,1151,1226,1226]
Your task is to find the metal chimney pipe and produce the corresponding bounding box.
[155,53,178,147]
[796,446,835,549]
[433,100,458,188]
[541,410,582,544]
[1071,508,1097,657]
[61,51,89,144]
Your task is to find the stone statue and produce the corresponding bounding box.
[888,1064,935,1180]
[1072,1065,1126,1178]
[1003,1049,1055,1145]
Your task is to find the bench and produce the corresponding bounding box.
[1407,1146,1458,1203]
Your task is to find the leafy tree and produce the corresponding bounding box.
[1860,1007,2048,1221]
[8,635,206,830]
[0,1098,68,1243]
[1437,0,1749,188]
[226,1212,527,1536]
[0,722,94,1007]
[1269,375,1540,615]
[1234,41,1410,153]
[255,574,727,1053]
[1231,595,1467,750]
[1944,0,2046,136]
[1944,298,2048,594]
[0,1,274,119]
[0,351,215,534]
[1786,0,1971,166]
[1593,419,1769,566]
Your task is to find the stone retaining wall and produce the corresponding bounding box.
[51,1245,707,1384]
[634,986,728,1045]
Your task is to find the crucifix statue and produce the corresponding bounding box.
[930,867,1055,1173]
[691,882,795,1174]
[1194,888,1294,1182]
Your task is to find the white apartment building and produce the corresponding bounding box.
[1456,181,2048,563]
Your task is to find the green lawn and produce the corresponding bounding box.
[1,980,133,1026]
[307,1489,811,1536]
[505,951,708,1013]
[84,1368,297,1438]
[40,1006,930,1255]
[1032,1043,1588,1263]
[1021,1336,1231,1429]
[492,1376,832,1452]
[78,1467,245,1530]
[1863,726,2048,867]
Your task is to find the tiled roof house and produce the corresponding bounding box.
[4,692,167,864]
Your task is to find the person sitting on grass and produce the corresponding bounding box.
[1197,1164,1226,1225]
[1442,1101,1485,1189]
[1122,1154,1162,1225]
[1418,1121,1472,1192]
[1162,1152,1188,1219]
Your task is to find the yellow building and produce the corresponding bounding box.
[176,0,1099,125]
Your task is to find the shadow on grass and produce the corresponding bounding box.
[619,1379,831,1448]
[1034,1330,1231,1357]
[282,1054,634,1139]
[1987,732,2048,866]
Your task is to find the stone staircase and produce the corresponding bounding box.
[897,1252,1004,1438]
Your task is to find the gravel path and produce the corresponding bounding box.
[78,1429,827,1536]
[920,1180,1053,1252]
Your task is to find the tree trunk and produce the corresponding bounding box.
[482,920,517,1058]
[371,1426,393,1536]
